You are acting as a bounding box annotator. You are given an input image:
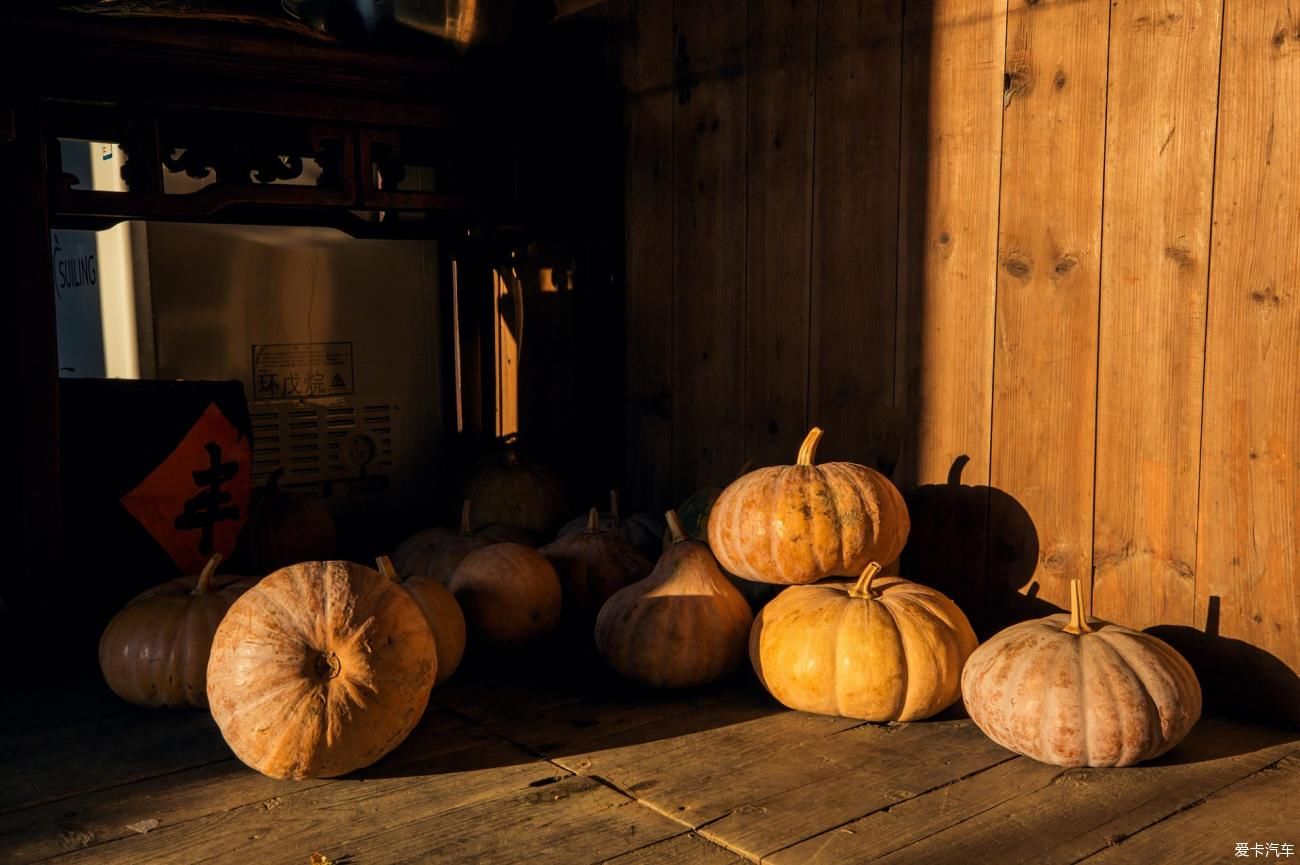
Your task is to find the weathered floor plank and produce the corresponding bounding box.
[601,831,745,865]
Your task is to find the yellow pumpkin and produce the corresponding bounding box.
[962,579,1201,767]
[750,562,977,721]
[595,512,753,688]
[540,507,652,628]
[707,428,909,585]
[98,554,255,709]
[392,499,531,585]
[448,543,562,651]
[206,560,437,779]
[377,555,466,686]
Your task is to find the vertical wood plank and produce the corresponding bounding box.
[990,0,1110,613]
[620,0,675,511]
[1092,0,1222,631]
[1196,0,1300,722]
[808,0,903,468]
[671,0,747,497]
[895,0,1006,614]
[743,0,815,469]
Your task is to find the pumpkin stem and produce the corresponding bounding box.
[459,499,474,535]
[1062,578,1094,635]
[665,510,686,544]
[609,489,621,522]
[947,455,970,486]
[586,507,601,533]
[848,561,883,599]
[193,553,223,595]
[796,428,824,466]
[376,555,400,583]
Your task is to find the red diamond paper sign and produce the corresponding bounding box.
[120,402,252,572]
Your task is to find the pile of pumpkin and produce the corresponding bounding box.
[98,427,1202,781]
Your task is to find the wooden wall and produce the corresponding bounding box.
[615,0,1300,720]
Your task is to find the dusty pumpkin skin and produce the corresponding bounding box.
[750,563,977,721]
[99,554,256,709]
[206,560,437,780]
[541,507,653,627]
[595,512,753,688]
[392,500,531,585]
[708,428,910,585]
[962,579,1201,767]
[377,556,466,686]
[447,543,562,651]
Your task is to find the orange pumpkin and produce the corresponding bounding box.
[377,555,466,686]
[460,447,567,539]
[206,560,437,779]
[392,499,531,584]
[98,554,256,709]
[240,469,337,572]
[595,512,753,688]
[447,543,562,651]
[707,427,909,584]
[750,563,977,721]
[962,579,1201,767]
[541,507,652,627]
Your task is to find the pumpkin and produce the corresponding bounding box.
[557,490,665,562]
[447,543,562,651]
[392,499,532,584]
[206,559,437,779]
[240,468,337,572]
[708,427,909,585]
[541,507,653,627]
[377,555,466,686]
[595,512,753,688]
[749,562,977,721]
[98,554,256,709]
[459,446,567,539]
[962,579,1201,767]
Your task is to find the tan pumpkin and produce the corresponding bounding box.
[749,562,977,721]
[595,512,753,688]
[541,507,653,627]
[708,428,909,585]
[557,490,666,562]
[240,468,337,572]
[392,499,532,584]
[460,447,567,539]
[98,554,256,709]
[962,579,1201,767]
[206,560,437,779]
[447,543,562,651]
[377,555,466,686]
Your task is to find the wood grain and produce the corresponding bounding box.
[1091,0,1222,632]
[1195,0,1300,722]
[990,0,1111,613]
[670,0,747,499]
[601,832,744,865]
[742,0,815,469]
[619,0,676,512]
[807,0,903,469]
[895,0,1006,616]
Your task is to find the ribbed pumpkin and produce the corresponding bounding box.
[377,555,466,686]
[240,469,337,572]
[708,428,909,585]
[595,512,753,688]
[541,507,652,627]
[392,500,532,584]
[557,490,665,562]
[750,563,977,721]
[460,447,566,539]
[448,543,562,651]
[206,560,437,779]
[962,579,1201,767]
[98,554,256,709]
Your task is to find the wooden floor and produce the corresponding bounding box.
[2,659,1297,865]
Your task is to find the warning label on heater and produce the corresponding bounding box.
[251,342,354,400]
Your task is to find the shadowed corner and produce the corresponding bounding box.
[902,455,1047,639]
[1147,595,1300,731]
